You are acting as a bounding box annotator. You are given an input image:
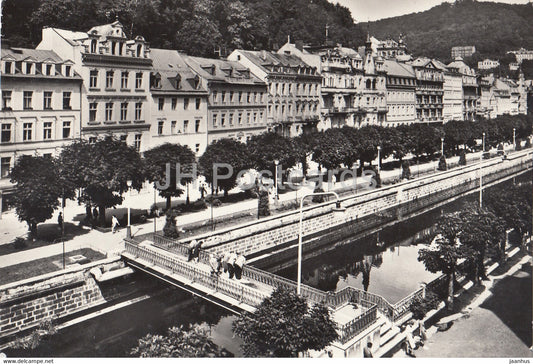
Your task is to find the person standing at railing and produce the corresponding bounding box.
[221,251,231,274]
[193,240,204,263]
[227,251,237,279]
[187,240,198,262]
[209,253,220,276]
[234,253,246,280]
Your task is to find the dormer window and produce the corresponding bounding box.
[136,44,143,57]
[45,64,53,76]
[91,40,97,53]
[25,62,33,74]
[111,42,117,55]
[194,75,200,89]
[64,65,71,77]
[4,62,12,74]
[119,43,124,55]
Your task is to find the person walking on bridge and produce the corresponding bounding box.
[188,240,198,262]
[227,251,237,279]
[234,253,246,280]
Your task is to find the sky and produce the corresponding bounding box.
[329,0,531,22]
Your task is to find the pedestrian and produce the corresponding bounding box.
[58,212,63,230]
[85,205,92,223]
[221,251,231,274]
[234,253,246,280]
[111,215,120,234]
[363,342,373,358]
[227,251,237,279]
[93,207,99,222]
[193,240,204,262]
[188,240,198,262]
[209,253,219,276]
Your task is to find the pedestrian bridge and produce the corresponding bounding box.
[121,235,446,347]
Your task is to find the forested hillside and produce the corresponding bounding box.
[1,0,366,56]
[365,0,533,63]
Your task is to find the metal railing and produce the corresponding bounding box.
[338,304,378,344]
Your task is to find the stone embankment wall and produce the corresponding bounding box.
[165,151,531,259]
[0,258,149,341]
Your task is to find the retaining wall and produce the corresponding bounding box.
[0,258,152,340]
[178,151,531,258]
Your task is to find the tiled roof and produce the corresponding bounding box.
[1,48,64,63]
[237,50,316,74]
[184,55,265,85]
[150,48,207,93]
[383,60,415,77]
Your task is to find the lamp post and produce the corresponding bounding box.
[513,128,516,150]
[297,191,345,295]
[274,159,279,201]
[377,146,381,174]
[126,179,132,238]
[479,132,485,209]
[153,186,157,233]
[441,137,444,156]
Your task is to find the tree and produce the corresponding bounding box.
[10,155,62,237]
[199,138,250,196]
[311,129,353,171]
[59,138,144,226]
[247,132,298,177]
[163,210,179,239]
[418,212,464,310]
[232,287,338,357]
[131,323,231,357]
[144,143,196,210]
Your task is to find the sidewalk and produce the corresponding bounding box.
[0,148,514,270]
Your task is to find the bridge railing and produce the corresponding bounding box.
[338,304,378,344]
[124,240,268,307]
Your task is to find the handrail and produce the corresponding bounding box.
[338,304,378,344]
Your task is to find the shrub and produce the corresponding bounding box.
[409,291,441,320]
[437,155,447,171]
[312,186,325,203]
[163,211,179,239]
[459,150,467,166]
[13,237,27,250]
[525,138,531,148]
[516,139,523,151]
[401,161,411,180]
[192,199,208,211]
[211,199,222,207]
[257,185,270,217]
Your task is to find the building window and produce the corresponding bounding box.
[229,113,233,125]
[63,121,71,139]
[183,120,189,133]
[23,122,32,141]
[121,71,129,89]
[63,92,71,110]
[5,62,12,74]
[135,72,143,88]
[195,98,201,109]
[238,91,242,102]
[171,120,176,134]
[213,91,218,103]
[253,112,257,123]
[1,124,11,143]
[89,102,97,122]
[90,40,97,53]
[120,102,128,121]
[171,98,177,110]
[246,93,250,103]
[195,120,200,133]
[135,103,142,120]
[212,114,217,127]
[158,97,164,111]
[1,157,11,178]
[23,91,33,110]
[158,121,164,135]
[65,66,71,77]
[221,114,226,126]
[2,91,12,110]
[222,92,226,103]
[43,91,53,110]
[106,71,114,88]
[44,64,52,75]
[89,137,97,144]
[238,113,242,124]
[105,102,113,121]
[43,122,52,140]
[134,134,141,151]
[229,91,234,102]
[25,62,33,74]
[247,112,250,123]
[195,144,200,153]
[90,70,98,88]
[184,98,189,110]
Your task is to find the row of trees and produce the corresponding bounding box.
[10,114,531,235]
[418,181,532,310]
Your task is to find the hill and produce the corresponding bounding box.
[364,0,533,63]
[1,0,366,57]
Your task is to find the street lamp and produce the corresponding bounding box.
[274,159,279,201]
[441,137,444,156]
[513,128,516,150]
[126,179,132,238]
[377,146,381,174]
[479,132,485,209]
[297,191,345,295]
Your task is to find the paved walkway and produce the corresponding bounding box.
[0,149,508,270]
[394,255,532,358]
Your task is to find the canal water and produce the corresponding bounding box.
[5,171,530,357]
